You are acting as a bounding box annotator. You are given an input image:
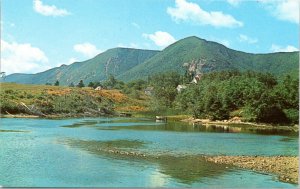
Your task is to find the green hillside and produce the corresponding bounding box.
[5,36,299,85]
[5,48,159,85]
[118,36,299,81]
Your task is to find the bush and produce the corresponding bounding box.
[284,109,299,124]
[0,100,25,114]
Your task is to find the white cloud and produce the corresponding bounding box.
[33,0,71,17]
[131,22,141,29]
[55,57,78,68]
[208,36,230,47]
[143,31,176,48]
[1,40,50,74]
[260,0,299,24]
[217,39,230,47]
[270,44,299,52]
[117,43,126,48]
[167,0,243,28]
[129,43,139,48]
[73,43,102,58]
[68,57,78,64]
[238,34,258,44]
[227,0,241,6]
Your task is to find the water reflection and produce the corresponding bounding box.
[61,138,231,185]
[0,129,29,133]
[61,118,160,128]
[60,118,298,137]
[96,121,298,136]
[153,155,230,184]
[61,120,99,128]
[63,138,147,150]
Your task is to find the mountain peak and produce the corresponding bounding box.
[182,36,204,41]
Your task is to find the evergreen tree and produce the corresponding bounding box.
[54,80,59,86]
[88,82,95,88]
[77,80,85,88]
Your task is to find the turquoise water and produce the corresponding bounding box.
[0,117,298,187]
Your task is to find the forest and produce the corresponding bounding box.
[99,70,299,124]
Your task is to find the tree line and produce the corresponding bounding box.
[153,71,298,124]
[125,70,298,124]
[45,71,299,124]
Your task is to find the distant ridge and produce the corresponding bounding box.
[118,36,299,81]
[6,48,159,85]
[5,36,299,85]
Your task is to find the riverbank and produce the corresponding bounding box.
[204,155,298,184]
[0,112,130,119]
[0,83,149,119]
[181,117,299,132]
[0,114,40,118]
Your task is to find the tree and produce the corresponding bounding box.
[77,80,85,88]
[150,72,181,108]
[102,75,117,88]
[127,79,147,90]
[108,75,117,87]
[54,80,59,86]
[88,82,95,88]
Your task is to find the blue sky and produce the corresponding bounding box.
[1,0,299,74]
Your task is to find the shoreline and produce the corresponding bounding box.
[203,155,299,184]
[180,117,299,132]
[1,113,299,134]
[0,113,116,119]
[1,113,299,131]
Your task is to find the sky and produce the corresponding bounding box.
[1,0,299,74]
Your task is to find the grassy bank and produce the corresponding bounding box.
[0,83,147,118]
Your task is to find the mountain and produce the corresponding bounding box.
[118,36,299,81]
[5,48,159,85]
[5,36,299,85]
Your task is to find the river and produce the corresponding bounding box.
[0,117,298,187]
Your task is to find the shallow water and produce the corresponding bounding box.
[0,117,298,187]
